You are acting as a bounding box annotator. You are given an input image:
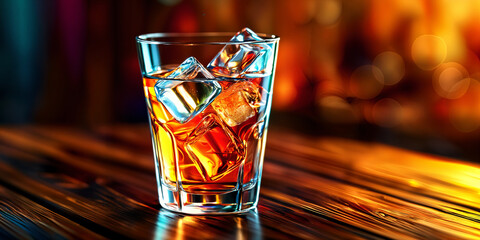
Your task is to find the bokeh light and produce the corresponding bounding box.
[432,62,470,99]
[315,0,342,26]
[411,35,447,70]
[3,0,480,161]
[274,71,300,109]
[448,80,480,132]
[349,65,384,99]
[285,0,316,24]
[373,51,405,86]
[273,36,309,109]
[449,107,480,133]
[318,95,358,124]
[372,98,402,128]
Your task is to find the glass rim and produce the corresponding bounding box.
[135,32,280,45]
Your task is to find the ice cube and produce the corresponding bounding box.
[207,28,274,78]
[230,27,264,42]
[212,81,262,127]
[185,114,245,181]
[155,57,221,123]
[165,56,215,79]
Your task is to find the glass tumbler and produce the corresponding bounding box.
[136,31,279,214]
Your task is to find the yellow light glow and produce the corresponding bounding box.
[176,85,197,111]
[273,72,299,109]
[408,179,420,187]
[318,95,358,123]
[315,0,342,26]
[411,35,447,70]
[373,51,405,85]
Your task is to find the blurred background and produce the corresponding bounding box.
[0,0,479,161]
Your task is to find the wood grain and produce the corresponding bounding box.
[0,125,478,239]
[0,185,105,240]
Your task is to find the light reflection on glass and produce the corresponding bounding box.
[154,209,261,239]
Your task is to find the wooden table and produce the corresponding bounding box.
[0,125,479,239]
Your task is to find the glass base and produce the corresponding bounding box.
[158,182,260,215]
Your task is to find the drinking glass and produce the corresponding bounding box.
[136,31,279,214]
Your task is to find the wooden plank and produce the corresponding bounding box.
[265,131,480,217]
[23,126,154,171]
[0,127,157,195]
[0,185,105,240]
[261,161,480,239]
[0,127,365,239]
[1,126,479,239]
[0,159,362,239]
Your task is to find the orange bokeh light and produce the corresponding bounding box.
[432,62,470,99]
[349,65,384,100]
[411,35,447,70]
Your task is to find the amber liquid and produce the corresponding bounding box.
[144,72,272,193]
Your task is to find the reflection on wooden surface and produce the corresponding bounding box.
[0,125,478,239]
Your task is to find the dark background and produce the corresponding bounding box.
[0,0,479,162]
